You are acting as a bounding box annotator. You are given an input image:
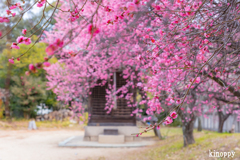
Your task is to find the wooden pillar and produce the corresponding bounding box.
[113,72,117,110]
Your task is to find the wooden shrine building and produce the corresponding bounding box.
[84,72,140,143]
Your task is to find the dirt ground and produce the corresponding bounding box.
[0,129,139,160]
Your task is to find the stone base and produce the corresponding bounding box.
[59,136,155,148]
[84,126,140,142]
[98,134,124,144]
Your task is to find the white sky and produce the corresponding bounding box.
[23,0,56,19]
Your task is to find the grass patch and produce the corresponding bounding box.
[123,127,240,160]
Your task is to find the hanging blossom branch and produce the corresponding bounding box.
[1,0,240,137]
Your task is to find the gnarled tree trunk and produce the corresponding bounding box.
[178,108,196,147]
[217,111,230,133]
[182,117,196,147]
[177,91,197,147]
[197,117,202,132]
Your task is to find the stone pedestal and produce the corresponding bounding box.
[98,135,125,144]
[84,126,140,142]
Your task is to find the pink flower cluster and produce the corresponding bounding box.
[2,3,22,23]
[164,111,178,125]
[9,3,22,10]
[69,8,80,22]
[6,10,16,17]
[37,0,46,7]
[28,61,50,74]
[195,77,201,83]
[46,39,64,56]
[10,35,31,50]
[16,36,31,45]
[88,25,100,36]
[104,6,112,12]
[0,17,10,23]
[8,56,20,64]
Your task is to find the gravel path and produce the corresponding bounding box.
[0,129,138,160]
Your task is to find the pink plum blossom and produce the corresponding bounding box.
[88,25,100,36]
[8,59,14,64]
[11,43,20,49]
[0,17,9,23]
[155,5,161,10]
[37,0,46,7]
[176,99,181,104]
[16,36,25,43]
[164,116,173,125]
[195,77,200,83]
[23,38,31,45]
[9,5,16,10]
[37,3,43,7]
[22,29,27,35]
[55,39,64,48]
[43,62,51,67]
[46,44,57,56]
[203,39,209,44]
[127,2,136,12]
[170,111,178,119]
[29,64,35,71]
[6,10,11,15]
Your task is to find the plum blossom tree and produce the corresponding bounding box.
[1,0,240,146]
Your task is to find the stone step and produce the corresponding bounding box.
[98,134,125,144]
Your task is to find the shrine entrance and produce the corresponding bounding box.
[84,72,140,143]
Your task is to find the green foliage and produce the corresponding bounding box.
[0,35,57,77]
[44,90,58,110]
[0,36,58,118]
[0,2,58,118]
[10,75,47,116]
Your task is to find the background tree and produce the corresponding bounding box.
[11,75,47,119]
[0,36,58,118]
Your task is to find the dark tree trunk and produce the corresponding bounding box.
[217,111,230,133]
[177,90,197,147]
[197,117,202,132]
[182,119,195,147]
[178,108,196,147]
[153,127,162,139]
[218,117,224,133]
